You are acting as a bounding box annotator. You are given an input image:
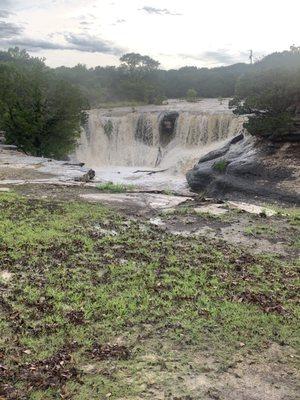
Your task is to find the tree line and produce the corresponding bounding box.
[54,53,251,106]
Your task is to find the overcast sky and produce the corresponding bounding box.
[0,0,299,69]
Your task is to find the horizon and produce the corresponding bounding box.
[0,0,299,69]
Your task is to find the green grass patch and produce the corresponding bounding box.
[244,224,278,237]
[96,182,135,193]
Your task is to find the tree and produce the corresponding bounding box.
[120,53,160,72]
[0,50,87,158]
[186,88,197,102]
[230,66,300,141]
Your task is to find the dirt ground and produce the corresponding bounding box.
[6,182,300,259]
[0,166,56,181]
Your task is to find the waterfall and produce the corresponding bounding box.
[76,100,246,173]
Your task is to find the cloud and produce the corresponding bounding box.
[0,0,12,9]
[0,10,12,18]
[140,6,182,16]
[0,21,23,38]
[179,50,249,65]
[111,19,126,26]
[2,37,67,51]
[65,34,124,55]
[1,33,124,56]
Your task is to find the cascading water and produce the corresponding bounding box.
[75,99,246,189]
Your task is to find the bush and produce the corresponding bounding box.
[186,89,197,102]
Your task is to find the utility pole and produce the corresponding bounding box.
[249,49,253,64]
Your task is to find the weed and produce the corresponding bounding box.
[244,224,278,237]
[96,182,135,193]
[213,159,229,173]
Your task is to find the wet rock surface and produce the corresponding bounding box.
[0,146,94,183]
[186,134,300,203]
[80,192,192,211]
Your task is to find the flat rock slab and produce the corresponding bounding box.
[194,204,228,216]
[227,201,276,217]
[80,193,192,210]
[149,217,165,226]
[193,201,276,217]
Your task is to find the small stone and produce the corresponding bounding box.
[149,217,165,226]
[194,204,228,216]
[81,364,97,374]
[0,270,13,283]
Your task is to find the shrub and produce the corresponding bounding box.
[186,89,197,102]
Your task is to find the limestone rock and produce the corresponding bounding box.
[186,134,300,202]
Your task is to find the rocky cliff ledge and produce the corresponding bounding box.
[186,133,300,203]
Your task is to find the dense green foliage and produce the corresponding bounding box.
[230,48,300,140]
[0,48,87,158]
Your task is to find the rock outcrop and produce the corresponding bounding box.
[186,133,300,203]
[75,169,95,182]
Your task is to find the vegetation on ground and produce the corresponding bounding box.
[96,182,135,193]
[0,192,299,399]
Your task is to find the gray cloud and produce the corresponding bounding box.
[179,50,249,65]
[141,6,182,16]
[1,33,124,56]
[0,10,12,18]
[65,34,123,55]
[2,37,67,51]
[0,20,23,38]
